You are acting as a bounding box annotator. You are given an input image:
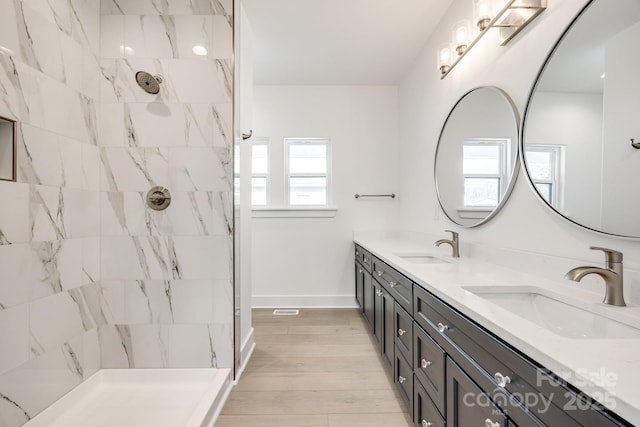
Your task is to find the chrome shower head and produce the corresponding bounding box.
[135,71,163,95]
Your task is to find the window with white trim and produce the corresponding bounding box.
[285,138,331,206]
[525,145,564,207]
[251,138,269,206]
[462,139,510,207]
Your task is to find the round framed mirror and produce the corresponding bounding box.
[522,0,640,238]
[435,87,520,227]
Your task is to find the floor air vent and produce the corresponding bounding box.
[273,309,300,316]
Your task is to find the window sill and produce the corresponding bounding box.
[252,207,338,218]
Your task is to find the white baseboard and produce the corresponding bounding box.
[235,328,255,384]
[252,295,359,308]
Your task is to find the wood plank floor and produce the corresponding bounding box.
[217,308,413,427]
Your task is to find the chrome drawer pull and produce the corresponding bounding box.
[398,375,406,384]
[398,328,406,336]
[377,270,384,277]
[437,322,449,333]
[421,359,432,369]
[389,280,397,288]
[421,421,433,427]
[485,419,500,427]
[494,372,511,388]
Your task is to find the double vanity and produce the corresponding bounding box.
[354,235,639,426]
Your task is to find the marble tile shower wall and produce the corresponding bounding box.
[98,0,234,372]
[0,0,234,426]
[0,0,102,425]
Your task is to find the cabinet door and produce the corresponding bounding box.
[354,261,364,311]
[447,357,507,427]
[395,346,413,413]
[373,280,383,348]
[381,288,394,370]
[415,377,445,427]
[362,271,374,332]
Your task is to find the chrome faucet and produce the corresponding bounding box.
[564,247,626,307]
[434,230,459,258]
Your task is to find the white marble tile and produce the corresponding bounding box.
[0,305,29,375]
[168,324,216,368]
[0,244,35,309]
[62,189,100,238]
[124,15,177,59]
[81,49,101,101]
[82,328,100,380]
[169,59,230,103]
[170,280,214,323]
[208,322,232,369]
[125,280,174,324]
[82,237,100,284]
[97,281,126,324]
[52,238,83,292]
[101,236,173,280]
[128,324,170,368]
[59,34,85,94]
[165,191,214,236]
[169,147,231,191]
[98,324,131,368]
[70,0,101,54]
[211,103,231,148]
[69,283,105,329]
[99,103,125,147]
[58,136,84,190]
[174,15,213,60]
[20,5,66,81]
[0,181,30,245]
[211,15,232,59]
[17,124,63,187]
[0,53,33,123]
[100,147,170,192]
[29,185,65,242]
[210,191,232,236]
[212,279,233,324]
[29,240,66,299]
[29,292,86,357]
[100,15,125,59]
[171,235,230,280]
[101,0,231,16]
[126,103,190,147]
[81,144,101,191]
[100,58,176,103]
[0,1,22,62]
[0,336,84,426]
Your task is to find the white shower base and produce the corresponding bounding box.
[24,368,232,427]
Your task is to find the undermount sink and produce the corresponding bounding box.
[394,253,448,264]
[464,286,640,339]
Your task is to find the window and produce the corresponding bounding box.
[285,138,331,206]
[462,139,510,207]
[251,138,269,206]
[525,145,564,207]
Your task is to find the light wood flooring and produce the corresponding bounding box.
[217,308,413,427]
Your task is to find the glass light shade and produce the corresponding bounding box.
[473,0,494,31]
[453,20,471,56]
[437,44,452,75]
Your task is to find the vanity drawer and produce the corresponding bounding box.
[414,322,445,417]
[372,256,413,312]
[354,244,372,273]
[414,284,625,427]
[394,345,413,413]
[414,377,445,427]
[394,302,413,365]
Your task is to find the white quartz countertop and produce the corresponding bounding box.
[354,235,640,425]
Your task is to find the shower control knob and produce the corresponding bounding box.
[146,186,172,211]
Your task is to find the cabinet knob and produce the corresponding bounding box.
[398,375,406,384]
[398,328,406,336]
[437,322,449,333]
[494,372,511,388]
[421,359,432,369]
[389,280,397,288]
[355,250,360,256]
[377,270,384,277]
[364,257,370,264]
[421,421,433,427]
[485,419,500,427]
[358,268,364,274]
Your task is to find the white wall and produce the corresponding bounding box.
[252,86,400,307]
[399,0,640,282]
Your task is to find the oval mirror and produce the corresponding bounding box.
[522,0,640,237]
[435,87,520,227]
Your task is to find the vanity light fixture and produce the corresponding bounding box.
[438,44,453,75]
[439,0,547,78]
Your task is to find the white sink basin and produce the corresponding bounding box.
[394,253,448,264]
[464,286,640,339]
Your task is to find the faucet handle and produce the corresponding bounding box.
[444,230,459,240]
[589,246,623,264]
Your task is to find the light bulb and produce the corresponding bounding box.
[474,0,493,31]
[453,21,471,56]
[438,45,452,76]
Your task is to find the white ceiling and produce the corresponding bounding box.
[242,0,454,85]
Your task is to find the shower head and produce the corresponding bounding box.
[135,71,163,95]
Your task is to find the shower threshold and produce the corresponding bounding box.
[24,368,232,427]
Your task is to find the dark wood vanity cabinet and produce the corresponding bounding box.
[354,243,632,427]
